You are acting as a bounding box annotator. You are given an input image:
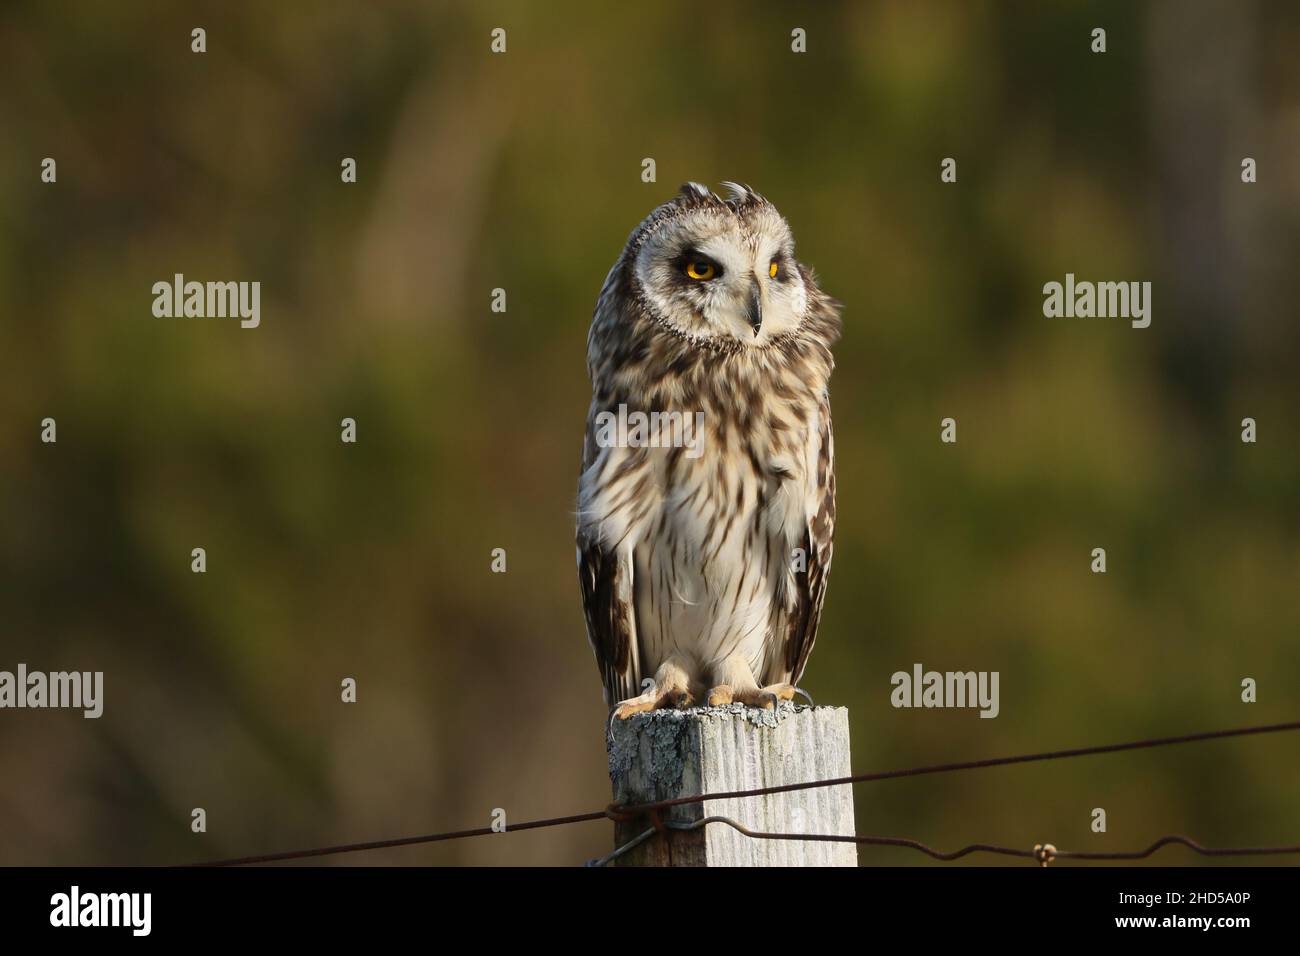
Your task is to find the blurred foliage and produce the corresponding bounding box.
[0,0,1297,866]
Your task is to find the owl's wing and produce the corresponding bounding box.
[779,393,836,686]
[576,423,641,708]
[577,540,639,708]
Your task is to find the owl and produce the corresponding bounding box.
[577,182,840,718]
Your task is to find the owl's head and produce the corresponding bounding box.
[622,183,819,348]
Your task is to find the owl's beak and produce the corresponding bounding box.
[746,278,763,336]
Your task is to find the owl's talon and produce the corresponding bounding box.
[611,670,695,719]
[734,687,778,710]
[706,685,734,707]
[762,682,797,702]
[612,698,657,720]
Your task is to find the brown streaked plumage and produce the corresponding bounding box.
[577,183,840,717]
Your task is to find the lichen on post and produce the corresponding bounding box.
[606,703,856,866]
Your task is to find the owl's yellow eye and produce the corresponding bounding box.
[769,260,780,279]
[685,261,716,280]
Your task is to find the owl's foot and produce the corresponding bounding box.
[611,672,696,719]
[707,682,795,709]
[737,686,779,709]
[706,654,798,710]
[762,682,797,702]
[611,688,694,719]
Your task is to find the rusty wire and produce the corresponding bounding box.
[191,717,1300,867]
[589,816,1300,866]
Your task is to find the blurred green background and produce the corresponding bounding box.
[1,0,1297,866]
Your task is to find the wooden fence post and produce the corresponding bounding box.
[606,703,856,866]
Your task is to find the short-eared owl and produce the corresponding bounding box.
[578,183,840,718]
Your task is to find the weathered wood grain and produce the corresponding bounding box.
[607,704,856,866]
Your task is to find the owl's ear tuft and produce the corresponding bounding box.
[720,181,750,201]
[679,182,717,203]
[721,181,767,208]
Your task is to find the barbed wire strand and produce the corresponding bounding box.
[192,717,1300,867]
[588,816,1300,866]
[194,810,607,867]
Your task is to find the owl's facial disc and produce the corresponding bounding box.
[634,206,808,346]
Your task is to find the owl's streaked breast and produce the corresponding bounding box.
[580,371,820,681]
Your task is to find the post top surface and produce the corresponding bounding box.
[614,701,846,730]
